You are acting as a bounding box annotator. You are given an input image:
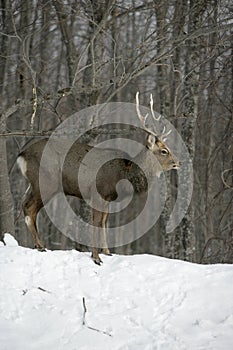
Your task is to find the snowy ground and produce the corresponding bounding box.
[0,234,233,350]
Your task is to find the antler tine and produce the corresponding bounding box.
[136,92,157,137]
[136,92,148,126]
[160,126,172,141]
[150,94,161,122]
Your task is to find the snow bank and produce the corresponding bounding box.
[0,236,233,350]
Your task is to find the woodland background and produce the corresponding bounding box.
[0,0,232,263]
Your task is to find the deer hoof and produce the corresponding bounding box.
[36,246,46,252]
[101,249,112,256]
[94,260,102,265]
[92,256,103,265]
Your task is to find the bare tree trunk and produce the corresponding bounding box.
[0,117,15,240]
[155,2,169,116]
[0,0,15,241]
[53,0,77,86]
[181,0,207,261]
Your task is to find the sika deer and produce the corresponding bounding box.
[17,93,180,264]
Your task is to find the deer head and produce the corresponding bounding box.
[136,91,180,172]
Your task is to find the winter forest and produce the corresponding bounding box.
[0,0,232,264]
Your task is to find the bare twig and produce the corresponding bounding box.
[82,297,87,325]
[200,234,233,264]
[30,86,38,130]
[0,131,51,137]
[0,125,144,138]
[82,297,112,337]
[37,286,51,294]
[22,286,51,295]
[200,235,224,263]
[221,169,233,189]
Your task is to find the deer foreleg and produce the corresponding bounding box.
[101,211,111,256]
[91,209,102,265]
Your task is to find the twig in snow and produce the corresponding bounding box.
[82,297,112,337]
[37,286,51,294]
[22,286,51,296]
[82,297,87,325]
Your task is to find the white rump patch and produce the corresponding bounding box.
[17,156,27,177]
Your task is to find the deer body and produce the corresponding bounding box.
[17,94,180,264]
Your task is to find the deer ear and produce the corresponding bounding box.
[146,134,157,149]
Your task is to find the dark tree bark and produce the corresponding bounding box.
[0,0,15,240]
[0,115,15,240]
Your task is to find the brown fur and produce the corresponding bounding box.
[17,134,179,264]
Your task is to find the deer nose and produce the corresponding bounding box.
[172,160,181,169]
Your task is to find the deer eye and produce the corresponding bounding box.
[161,148,168,155]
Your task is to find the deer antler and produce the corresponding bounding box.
[136,92,158,137]
[136,92,171,141]
[149,94,161,122]
[160,126,172,141]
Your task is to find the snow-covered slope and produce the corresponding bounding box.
[0,234,233,350]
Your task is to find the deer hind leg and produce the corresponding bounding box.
[22,187,45,251]
[91,209,103,265]
[101,211,112,256]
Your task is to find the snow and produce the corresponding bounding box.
[0,235,233,350]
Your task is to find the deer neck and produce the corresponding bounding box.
[133,147,162,182]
